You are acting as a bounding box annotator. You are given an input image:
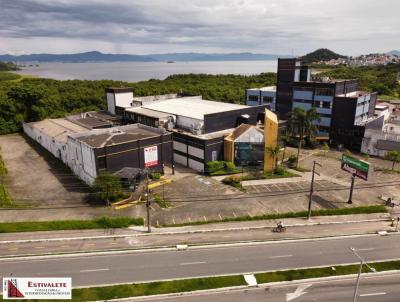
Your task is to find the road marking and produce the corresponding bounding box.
[80,268,110,273]
[286,284,312,301]
[356,248,375,251]
[60,245,70,248]
[35,246,45,249]
[86,243,96,246]
[359,292,386,297]
[179,261,206,266]
[269,254,293,259]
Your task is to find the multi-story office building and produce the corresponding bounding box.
[274,58,378,150]
[245,86,276,111]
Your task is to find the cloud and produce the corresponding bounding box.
[0,0,399,55]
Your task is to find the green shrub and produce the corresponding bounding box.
[91,172,123,203]
[149,172,161,180]
[322,143,329,151]
[274,166,286,175]
[206,161,224,173]
[288,155,298,168]
[225,161,236,171]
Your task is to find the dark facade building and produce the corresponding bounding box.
[275,58,378,150]
[111,93,268,172]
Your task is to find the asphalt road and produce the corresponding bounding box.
[0,235,399,290]
[143,273,400,302]
[0,221,391,257]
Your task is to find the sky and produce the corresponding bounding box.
[0,0,399,56]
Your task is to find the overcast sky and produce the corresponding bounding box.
[1,0,399,56]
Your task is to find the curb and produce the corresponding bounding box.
[89,270,400,301]
[0,217,391,244]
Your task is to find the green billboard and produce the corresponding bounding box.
[341,154,370,181]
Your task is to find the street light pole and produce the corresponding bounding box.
[350,247,363,302]
[308,161,321,220]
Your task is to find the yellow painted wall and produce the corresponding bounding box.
[264,109,279,172]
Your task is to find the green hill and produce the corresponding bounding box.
[301,48,347,63]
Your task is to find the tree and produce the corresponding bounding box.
[92,172,123,204]
[384,150,400,170]
[265,145,281,171]
[288,107,320,167]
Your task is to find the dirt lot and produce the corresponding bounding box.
[0,134,90,207]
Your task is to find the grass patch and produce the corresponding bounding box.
[154,194,171,209]
[162,205,387,227]
[291,166,311,173]
[209,168,241,176]
[0,149,13,207]
[0,71,21,81]
[0,216,144,233]
[69,275,245,302]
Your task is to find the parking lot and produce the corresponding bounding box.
[244,179,340,194]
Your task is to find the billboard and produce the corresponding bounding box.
[3,278,71,300]
[341,154,370,181]
[144,145,158,167]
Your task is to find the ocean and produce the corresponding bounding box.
[15,60,277,82]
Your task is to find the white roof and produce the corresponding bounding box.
[141,97,248,121]
[25,118,87,143]
[247,86,276,92]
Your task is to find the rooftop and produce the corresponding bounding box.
[70,124,167,148]
[337,91,372,98]
[125,107,173,119]
[24,118,88,143]
[141,97,248,121]
[247,86,276,92]
[66,111,121,129]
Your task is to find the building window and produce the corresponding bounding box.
[211,151,217,161]
[322,102,331,109]
[248,95,259,102]
[263,96,274,104]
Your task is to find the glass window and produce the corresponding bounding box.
[248,95,259,102]
[263,96,273,104]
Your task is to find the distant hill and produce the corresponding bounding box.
[301,48,347,63]
[388,50,400,56]
[0,51,289,63]
[0,51,155,63]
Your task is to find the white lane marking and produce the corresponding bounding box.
[359,292,386,297]
[356,248,375,251]
[80,268,110,273]
[286,284,312,301]
[179,261,207,266]
[269,255,293,259]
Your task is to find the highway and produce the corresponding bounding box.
[143,273,400,302]
[0,235,399,290]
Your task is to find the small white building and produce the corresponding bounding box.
[361,111,400,157]
[245,86,276,111]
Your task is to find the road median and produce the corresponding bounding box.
[1,259,397,302]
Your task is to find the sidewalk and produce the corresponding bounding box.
[0,212,391,242]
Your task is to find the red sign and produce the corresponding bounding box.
[144,146,158,167]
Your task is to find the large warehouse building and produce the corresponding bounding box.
[24,116,172,185]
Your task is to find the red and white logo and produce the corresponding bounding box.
[3,277,71,300]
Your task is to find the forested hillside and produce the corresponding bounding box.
[319,63,400,98]
[0,73,276,134]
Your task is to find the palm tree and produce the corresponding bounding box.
[288,107,320,167]
[266,145,281,171]
[384,150,400,170]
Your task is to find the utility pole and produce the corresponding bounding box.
[145,169,151,233]
[396,217,400,232]
[308,161,321,220]
[348,174,356,204]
